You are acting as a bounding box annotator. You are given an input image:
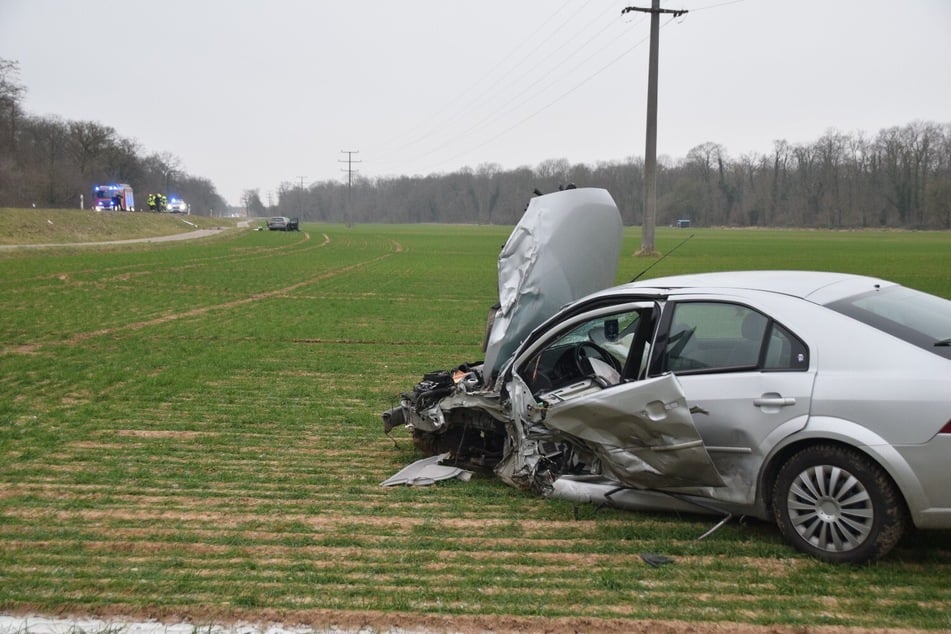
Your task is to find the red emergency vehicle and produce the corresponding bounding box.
[93,184,135,211]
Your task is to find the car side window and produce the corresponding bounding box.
[658,302,808,374]
[519,308,646,396]
[763,322,809,370]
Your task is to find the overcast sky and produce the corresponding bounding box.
[2,0,949,206]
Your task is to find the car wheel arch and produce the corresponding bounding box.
[758,425,917,528]
[759,438,873,518]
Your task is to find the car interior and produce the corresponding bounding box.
[518,301,809,403]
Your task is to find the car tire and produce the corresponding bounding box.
[772,444,908,564]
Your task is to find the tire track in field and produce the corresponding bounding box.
[5,230,324,287]
[90,231,328,286]
[6,236,402,354]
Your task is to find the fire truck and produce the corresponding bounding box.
[93,184,135,211]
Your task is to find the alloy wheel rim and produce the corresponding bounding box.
[786,464,874,552]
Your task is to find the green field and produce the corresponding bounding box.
[1,217,950,632]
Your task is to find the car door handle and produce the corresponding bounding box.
[753,396,796,407]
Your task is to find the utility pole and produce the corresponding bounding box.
[623,1,687,256]
[339,150,361,227]
[296,176,306,219]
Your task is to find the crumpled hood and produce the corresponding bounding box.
[483,188,623,376]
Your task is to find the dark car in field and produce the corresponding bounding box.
[382,187,951,564]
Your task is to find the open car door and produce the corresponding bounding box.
[497,298,723,492]
[539,373,724,489]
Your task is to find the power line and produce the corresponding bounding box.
[399,12,638,168]
[420,16,666,173]
[373,1,615,167]
[373,4,692,178]
[339,150,361,227]
[339,150,361,186]
[296,175,306,218]
[373,0,581,156]
[685,0,744,12]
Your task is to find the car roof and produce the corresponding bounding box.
[610,270,896,304]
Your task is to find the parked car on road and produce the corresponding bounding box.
[382,187,951,563]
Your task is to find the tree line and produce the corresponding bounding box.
[267,120,951,229]
[5,56,947,228]
[0,59,227,215]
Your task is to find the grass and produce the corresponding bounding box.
[0,208,235,245]
[0,214,950,631]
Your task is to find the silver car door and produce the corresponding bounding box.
[540,373,725,489]
[655,301,816,505]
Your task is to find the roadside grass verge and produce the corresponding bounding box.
[0,208,234,245]
[0,221,949,631]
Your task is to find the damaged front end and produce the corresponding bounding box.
[384,187,627,479]
[382,363,510,472]
[382,361,724,511]
[382,188,725,507]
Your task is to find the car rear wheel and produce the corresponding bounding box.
[772,444,908,564]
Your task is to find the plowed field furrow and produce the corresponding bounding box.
[2,225,950,633]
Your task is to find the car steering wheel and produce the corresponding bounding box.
[574,342,622,378]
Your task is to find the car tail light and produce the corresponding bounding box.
[940,419,951,434]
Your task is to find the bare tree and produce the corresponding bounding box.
[0,58,25,152]
[686,142,726,225]
[473,162,502,224]
[876,126,914,225]
[243,188,265,217]
[815,130,846,227]
[67,121,116,177]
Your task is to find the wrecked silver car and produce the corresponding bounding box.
[383,187,951,564]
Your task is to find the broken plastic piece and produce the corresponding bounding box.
[380,452,473,487]
[640,553,675,568]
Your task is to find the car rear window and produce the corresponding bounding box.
[825,286,951,360]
